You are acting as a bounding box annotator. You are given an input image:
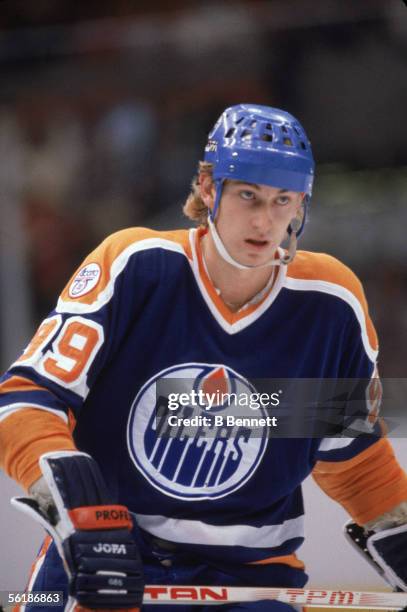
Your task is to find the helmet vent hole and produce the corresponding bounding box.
[283,138,293,146]
[225,128,235,138]
[250,120,257,128]
[261,134,273,142]
[235,117,244,124]
[282,125,288,133]
[300,142,306,150]
[241,129,252,141]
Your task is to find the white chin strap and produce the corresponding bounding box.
[207,215,300,270]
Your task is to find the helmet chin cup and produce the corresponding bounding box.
[289,213,303,235]
[281,216,301,265]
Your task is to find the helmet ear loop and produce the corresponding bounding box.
[281,207,304,265]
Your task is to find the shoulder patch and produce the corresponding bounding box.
[68,263,101,298]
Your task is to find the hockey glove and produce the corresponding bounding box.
[344,521,407,592]
[367,524,407,591]
[12,450,144,611]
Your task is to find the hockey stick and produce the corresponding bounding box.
[143,584,407,609]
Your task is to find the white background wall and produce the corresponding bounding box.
[1,439,406,592]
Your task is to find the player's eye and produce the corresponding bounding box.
[239,190,256,201]
[275,195,291,206]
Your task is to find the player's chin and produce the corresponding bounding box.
[244,245,277,265]
[241,252,274,267]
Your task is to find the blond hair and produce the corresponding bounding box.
[183,161,213,227]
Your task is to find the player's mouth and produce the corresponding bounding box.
[245,238,270,250]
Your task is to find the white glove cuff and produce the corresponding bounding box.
[365,500,407,532]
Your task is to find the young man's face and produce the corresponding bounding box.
[209,179,303,267]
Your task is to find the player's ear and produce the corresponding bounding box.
[297,192,305,211]
[199,173,215,209]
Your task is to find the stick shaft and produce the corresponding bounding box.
[143,585,407,609]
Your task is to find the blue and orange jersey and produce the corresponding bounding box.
[1,226,407,571]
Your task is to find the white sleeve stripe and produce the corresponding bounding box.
[0,403,68,424]
[318,437,355,452]
[56,238,187,314]
[284,277,377,363]
[135,513,304,548]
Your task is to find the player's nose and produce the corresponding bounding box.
[251,202,274,231]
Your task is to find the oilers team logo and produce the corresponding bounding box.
[127,363,269,500]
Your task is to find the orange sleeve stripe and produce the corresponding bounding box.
[69,505,133,530]
[0,408,76,490]
[288,251,378,352]
[313,439,407,524]
[59,227,190,306]
[0,375,45,394]
[248,553,305,569]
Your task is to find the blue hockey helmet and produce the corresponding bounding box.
[204,104,315,231]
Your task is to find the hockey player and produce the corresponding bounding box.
[1,104,407,612]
